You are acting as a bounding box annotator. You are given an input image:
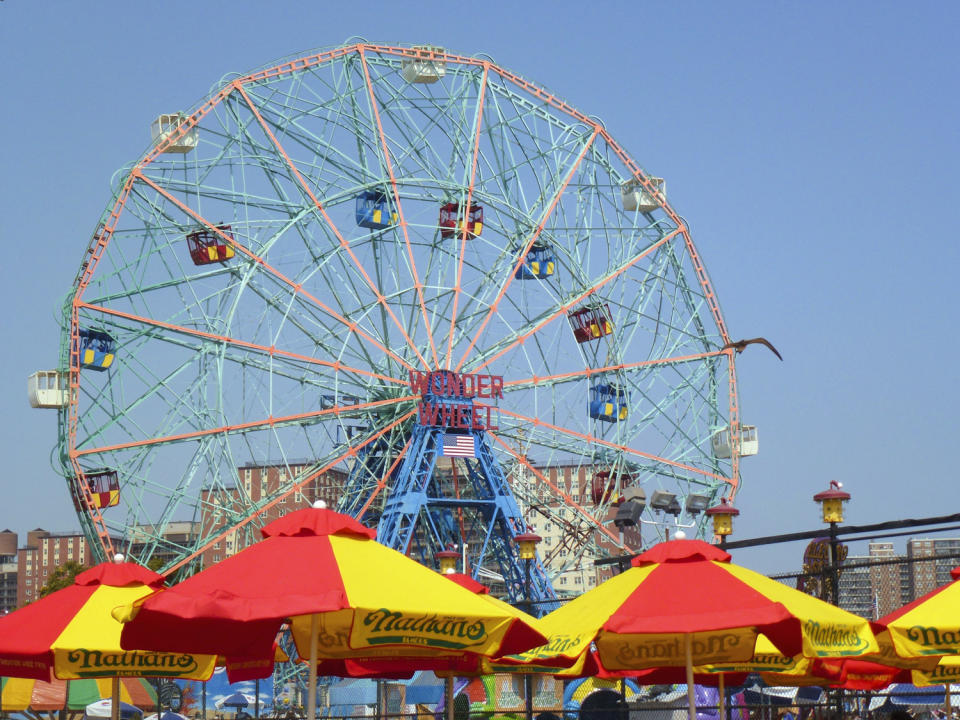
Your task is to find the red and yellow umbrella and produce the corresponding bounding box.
[0,561,215,682]
[878,565,960,658]
[118,506,547,720]
[522,540,877,718]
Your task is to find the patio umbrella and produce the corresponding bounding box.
[0,561,215,720]
[118,505,547,720]
[0,561,215,683]
[0,676,67,712]
[144,712,189,720]
[85,698,143,720]
[215,692,263,711]
[0,676,158,712]
[528,539,877,719]
[878,565,960,659]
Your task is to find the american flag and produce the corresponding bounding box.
[441,433,476,457]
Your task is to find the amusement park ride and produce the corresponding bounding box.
[28,42,758,610]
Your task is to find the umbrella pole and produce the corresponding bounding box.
[718,673,726,720]
[307,615,319,720]
[202,681,207,720]
[685,634,696,720]
[255,679,260,720]
[445,677,454,720]
[111,676,120,720]
[947,683,953,718]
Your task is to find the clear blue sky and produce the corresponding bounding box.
[1,1,957,575]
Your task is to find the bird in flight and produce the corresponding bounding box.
[722,337,783,361]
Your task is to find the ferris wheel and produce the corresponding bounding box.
[30,42,750,603]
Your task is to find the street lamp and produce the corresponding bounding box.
[813,481,851,604]
[705,498,739,549]
[436,549,460,575]
[814,481,850,720]
[435,548,464,720]
[514,533,541,720]
[704,498,738,720]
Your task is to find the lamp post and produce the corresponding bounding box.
[705,498,738,720]
[814,481,851,720]
[705,498,739,551]
[436,549,462,720]
[437,549,460,575]
[813,481,850,605]
[515,533,541,720]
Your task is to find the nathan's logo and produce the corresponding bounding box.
[362,609,488,649]
[929,664,960,679]
[506,633,586,663]
[803,620,870,653]
[65,650,199,677]
[750,654,795,668]
[317,627,350,649]
[710,653,795,671]
[612,633,743,665]
[906,625,960,650]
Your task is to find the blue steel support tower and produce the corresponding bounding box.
[340,373,556,613]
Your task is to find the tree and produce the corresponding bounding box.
[38,561,87,598]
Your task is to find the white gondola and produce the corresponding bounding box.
[28,370,68,409]
[401,45,446,83]
[621,177,666,213]
[150,113,198,153]
[711,424,759,458]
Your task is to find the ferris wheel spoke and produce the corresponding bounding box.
[165,406,418,575]
[502,350,724,392]
[466,228,681,374]
[132,172,415,372]
[358,47,441,369]
[491,404,726,486]
[72,319,221,452]
[79,301,404,388]
[233,82,432,370]
[75,394,416,458]
[444,64,490,370]
[487,431,624,549]
[454,126,600,373]
[359,56,469,178]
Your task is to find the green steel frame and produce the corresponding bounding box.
[55,43,740,587]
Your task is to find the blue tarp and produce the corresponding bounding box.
[889,684,946,706]
[403,673,445,706]
[329,679,377,706]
